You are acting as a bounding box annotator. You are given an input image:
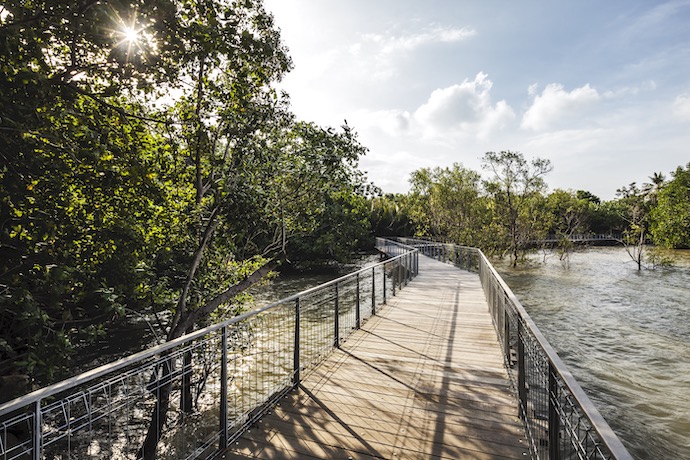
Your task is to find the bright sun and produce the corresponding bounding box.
[122,25,140,44]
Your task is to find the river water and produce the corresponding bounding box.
[495,247,690,460]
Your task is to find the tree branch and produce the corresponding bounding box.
[183,258,281,332]
[168,206,220,338]
[63,83,174,125]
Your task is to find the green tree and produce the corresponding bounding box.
[589,199,627,235]
[1,1,374,455]
[481,151,553,266]
[650,164,690,249]
[0,0,291,367]
[270,122,374,265]
[576,190,601,205]
[407,163,490,247]
[545,190,592,260]
[369,194,415,237]
[0,0,186,381]
[615,182,650,270]
[642,171,666,206]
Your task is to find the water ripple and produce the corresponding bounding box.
[498,247,690,460]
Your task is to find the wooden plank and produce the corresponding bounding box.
[220,256,529,459]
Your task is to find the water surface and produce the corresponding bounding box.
[496,247,690,459]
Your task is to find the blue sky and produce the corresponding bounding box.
[263,0,690,199]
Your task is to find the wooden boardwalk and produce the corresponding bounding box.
[223,256,528,459]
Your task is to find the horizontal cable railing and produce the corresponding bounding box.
[0,245,418,460]
[531,234,623,244]
[394,237,633,460]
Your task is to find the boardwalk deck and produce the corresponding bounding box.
[222,256,528,459]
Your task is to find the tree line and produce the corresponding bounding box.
[370,153,690,268]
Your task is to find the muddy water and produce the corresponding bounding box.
[496,247,690,459]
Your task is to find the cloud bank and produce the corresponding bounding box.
[521,83,601,131]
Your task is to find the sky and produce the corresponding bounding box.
[262,0,690,200]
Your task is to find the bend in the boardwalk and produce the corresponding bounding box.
[223,256,528,459]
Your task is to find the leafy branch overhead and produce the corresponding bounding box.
[0,0,370,392]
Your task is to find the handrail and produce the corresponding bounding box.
[393,237,633,460]
[0,245,418,459]
[0,251,414,417]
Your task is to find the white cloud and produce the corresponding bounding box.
[350,73,515,145]
[351,25,476,81]
[524,128,612,156]
[350,109,412,137]
[414,72,515,140]
[521,83,601,131]
[673,94,690,121]
[363,25,476,54]
[602,80,657,99]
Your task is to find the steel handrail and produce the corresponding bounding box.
[390,237,632,460]
[475,247,632,460]
[0,249,417,417]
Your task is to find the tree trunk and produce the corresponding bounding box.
[136,259,279,457]
[181,348,194,414]
[137,358,174,460]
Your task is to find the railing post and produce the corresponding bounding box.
[503,302,511,363]
[32,399,41,460]
[371,267,376,315]
[392,263,396,296]
[294,298,300,387]
[334,283,340,348]
[549,362,560,460]
[356,272,361,329]
[517,321,527,419]
[383,264,387,303]
[219,326,228,449]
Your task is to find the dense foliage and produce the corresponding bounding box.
[0,0,372,395]
[392,155,690,267]
[649,164,690,249]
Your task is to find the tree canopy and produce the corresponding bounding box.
[650,164,690,249]
[0,0,371,390]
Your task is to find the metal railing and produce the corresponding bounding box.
[0,246,418,460]
[394,237,633,460]
[532,234,623,244]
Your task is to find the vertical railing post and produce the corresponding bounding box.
[383,263,387,303]
[294,298,300,387]
[549,362,560,460]
[219,326,228,449]
[32,399,41,460]
[334,282,340,348]
[371,267,376,315]
[356,273,361,329]
[400,261,404,287]
[503,300,511,363]
[517,321,527,419]
[392,262,396,296]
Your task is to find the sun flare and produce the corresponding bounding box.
[122,25,140,44]
[110,11,158,62]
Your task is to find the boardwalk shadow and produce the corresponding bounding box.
[225,257,527,459]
